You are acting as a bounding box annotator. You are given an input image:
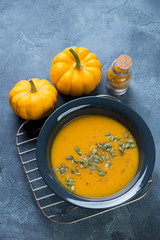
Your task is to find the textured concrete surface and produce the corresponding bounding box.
[0,0,160,239]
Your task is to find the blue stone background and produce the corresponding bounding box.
[0,0,160,239]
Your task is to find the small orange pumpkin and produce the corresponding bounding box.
[50,47,102,96]
[9,78,58,120]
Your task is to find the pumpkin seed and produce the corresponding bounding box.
[126,139,133,143]
[60,169,65,175]
[102,145,107,151]
[72,160,78,164]
[88,162,93,167]
[97,143,101,149]
[119,142,123,147]
[80,164,84,168]
[66,176,69,182]
[88,158,93,163]
[79,160,85,164]
[105,133,111,137]
[106,143,112,148]
[68,178,74,183]
[78,152,83,156]
[61,163,65,168]
[55,168,60,173]
[84,163,88,169]
[105,155,110,161]
[108,162,112,166]
[104,143,109,148]
[99,172,105,177]
[91,167,97,171]
[89,156,94,161]
[66,155,73,160]
[66,182,72,187]
[71,169,75,174]
[110,136,114,142]
[93,148,97,154]
[71,185,75,192]
[105,162,109,169]
[93,159,99,164]
[101,141,104,146]
[65,167,68,172]
[125,143,131,149]
[93,162,99,166]
[74,146,80,153]
[124,132,129,138]
[110,149,114,154]
[113,136,118,140]
[106,148,111,152]
[117,138,122,141]
[101,155,105,161]
[98,169,105,177]
[93,155,99,159]
[119,147,124,153]
[83,158,88,162]
[130,143,136,148]
[88,160,93,166]
[112,153,117,158]
[122,144,126,149]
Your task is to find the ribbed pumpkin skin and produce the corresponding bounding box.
[9,78,58,120]
[50,47,102,97]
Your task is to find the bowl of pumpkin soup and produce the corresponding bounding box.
[36,96,155,209]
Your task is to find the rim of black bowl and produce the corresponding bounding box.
[36,96,155,209]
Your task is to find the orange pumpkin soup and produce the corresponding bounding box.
[51,115,139,198]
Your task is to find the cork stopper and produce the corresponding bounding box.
[116,55,132,70]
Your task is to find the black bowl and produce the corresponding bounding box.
[36,96,155,209]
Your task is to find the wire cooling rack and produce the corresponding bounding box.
[16,119,153,224]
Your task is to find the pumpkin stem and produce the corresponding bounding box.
[29,79,37,93]
[69,48,82,70]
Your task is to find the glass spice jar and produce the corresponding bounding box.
[106,55,132,95]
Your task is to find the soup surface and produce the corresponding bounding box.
[51,115,139,198]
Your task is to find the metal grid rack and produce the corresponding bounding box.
[16,119,153,225]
